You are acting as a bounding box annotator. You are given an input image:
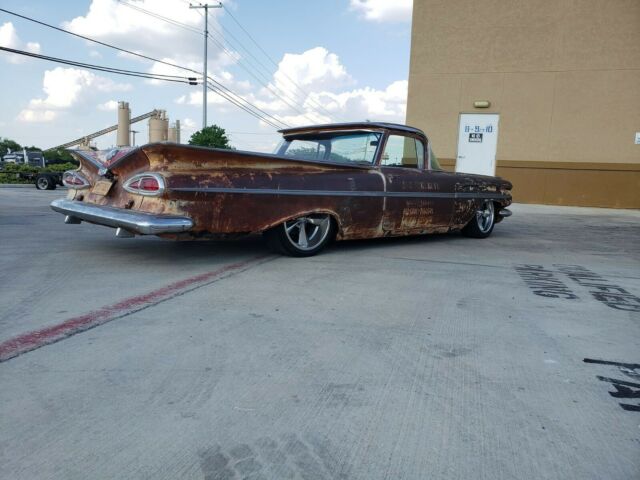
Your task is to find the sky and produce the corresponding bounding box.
[0,0,413,152]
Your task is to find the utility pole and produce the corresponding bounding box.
[190,2,222,129]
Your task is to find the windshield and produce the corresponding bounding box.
[275,132,381,165]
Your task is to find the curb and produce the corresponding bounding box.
[0,184,68,189]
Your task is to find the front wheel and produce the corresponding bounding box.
[462,200,495,238]
[264,214,335,257]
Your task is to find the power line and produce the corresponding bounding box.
[0,46,198,84]
[221,4,335,119]
[206,81,287,130]
[0,6,288,130]
[117,0,202,35]
[110,1,326,122]
[207,19,327,119]
[206,87,282,131]
[205,34,319,124]
[207,78,289,129]
[181,0,315,115]
[0,6,202,77]
[227,131,280,135]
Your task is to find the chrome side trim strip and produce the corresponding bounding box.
[50,198,193,235]
[170,186,509,200]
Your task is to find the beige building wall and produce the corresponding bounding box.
[406,0,640,208]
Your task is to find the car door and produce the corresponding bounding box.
[380,133,455,234]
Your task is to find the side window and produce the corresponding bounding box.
[380,135,424,169]
[429,145,442,171]
[415,139,425,169]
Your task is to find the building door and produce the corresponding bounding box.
[456,113,500,176]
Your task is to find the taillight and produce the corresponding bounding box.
[62,171,90,189]
[123,173,165,196]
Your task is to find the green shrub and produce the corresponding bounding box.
[46,162,78,172]
[0,162,78,184]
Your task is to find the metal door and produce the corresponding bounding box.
[456,113,500,176]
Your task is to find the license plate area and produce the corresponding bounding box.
[92,179,114,196]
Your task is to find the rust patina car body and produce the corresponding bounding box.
[51,122,512,256]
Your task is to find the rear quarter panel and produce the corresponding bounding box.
[121,145,386,239]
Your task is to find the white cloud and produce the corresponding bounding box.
[312,80,408,121]
[63,0,231,84]
[249,47,407,128]
[88,50,102,58]
[246,47,355,125]
[17,109,57,123]
[0,22,41,64]
[350,0,413,22]
[272,81,408,128]
[272,47,353,95]
[181,117,197,131]
[18,67,131,123]
[35,67,130,108]
[97,100,119,111]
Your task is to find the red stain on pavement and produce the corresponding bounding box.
[0,255,269,362]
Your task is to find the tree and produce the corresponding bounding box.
[188,125,232,149]
[0,137,22,157]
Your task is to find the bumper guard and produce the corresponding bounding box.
[50,198,193,235]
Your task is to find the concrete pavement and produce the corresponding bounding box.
[0,189,638,479]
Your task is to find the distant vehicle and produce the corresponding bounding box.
[0,165,63,190]
[1,149,45,167]
[0,149,63,190]
[51,122,513,256]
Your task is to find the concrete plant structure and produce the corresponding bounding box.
[116,101,131,147]
[168,120,181,144]
[148,110,169,143]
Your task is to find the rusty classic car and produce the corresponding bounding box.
[51,122,512,256]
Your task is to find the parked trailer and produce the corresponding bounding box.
[0,167,63,190]
[30,171,63,190]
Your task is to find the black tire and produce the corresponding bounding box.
[462,200,495,238]
[35,174,55,190]
[264,214,336,257]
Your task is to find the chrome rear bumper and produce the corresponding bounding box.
[50,198,194,235]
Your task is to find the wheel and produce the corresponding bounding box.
[264,214,335,257]
[462,200,495,238]
[35,175,53,190]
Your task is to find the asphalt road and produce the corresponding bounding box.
[1,188,639,480]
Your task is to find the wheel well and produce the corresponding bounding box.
[263,210,342,235]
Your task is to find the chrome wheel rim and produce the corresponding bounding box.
[476,201,495,233]
[284,214,331,251]
[37,177,48,189]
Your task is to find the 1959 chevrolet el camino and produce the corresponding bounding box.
[51,122,512,256]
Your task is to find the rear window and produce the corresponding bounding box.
[276,132,382,165]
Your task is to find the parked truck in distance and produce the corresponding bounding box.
[0,150,77,190]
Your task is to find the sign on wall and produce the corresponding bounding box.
[456,113,500,176]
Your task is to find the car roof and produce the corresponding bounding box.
[279,122,426,137]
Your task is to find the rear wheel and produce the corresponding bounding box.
[264,214,335,257]
[462,200,495,238]
[35,174,56,190]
